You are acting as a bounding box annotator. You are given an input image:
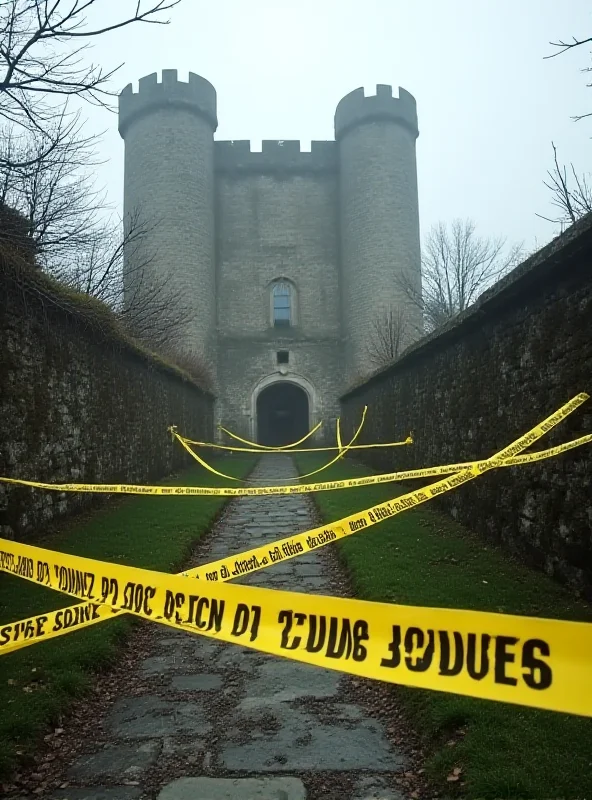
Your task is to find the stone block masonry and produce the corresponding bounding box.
[39,456,408,799]
[119,73,423,438]
[0,260,214,541]
[340,214,592,597]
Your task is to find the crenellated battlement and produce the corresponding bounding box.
[334,85,418,140]
[215,140,337,174]
[118,70,217,138]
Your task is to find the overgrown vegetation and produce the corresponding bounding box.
[0,231,212,393]
[0,3,212,385]
[0,456,255,780]
[296,454,592,799]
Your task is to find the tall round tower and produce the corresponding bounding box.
[335,85,421,381]
[118,70,217,363]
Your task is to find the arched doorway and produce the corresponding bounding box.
[256,382,309,446]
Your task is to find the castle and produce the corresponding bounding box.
[118,71,421,445]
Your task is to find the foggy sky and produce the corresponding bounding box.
[84,0,592,254]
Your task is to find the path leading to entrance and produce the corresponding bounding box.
[43,456,410,800]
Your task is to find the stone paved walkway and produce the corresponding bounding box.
[50,456,409,800]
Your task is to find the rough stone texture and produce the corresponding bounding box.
[47,790,142,800]
[118,73,422,439]
[170,674,222,691]
[0,262,213,540]
[57,456,407,799]
[337,88,422,380]
[215,171,343,440]
[67,742,162,781]
[352,775,406,800]
[341,214,592,596]
[157,776,307,800]
[107,696,212,738]
[119,71,217,366]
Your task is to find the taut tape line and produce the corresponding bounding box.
[0,395,587,657]
[0,533,591,717]
[1,433,590,498]
[177,435,413,453]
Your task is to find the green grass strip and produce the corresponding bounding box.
[295,453,592,800]
[0,455,256,779]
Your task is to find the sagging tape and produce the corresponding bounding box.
[0,533,591,717]
[176,407,369,483]
[178,433,414,454]
[1,395,588,661]
[217,420,323,451]
[1,432,590,498]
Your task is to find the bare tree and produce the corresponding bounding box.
[366,306,409,368]
[0,0,180,167]
[0,113,196,356]
[0,115,104,269]
[400,219,522,333]
[546,35,592,122]
[52,207,194,352]
[538,142,592,230]
[0,3,209,379]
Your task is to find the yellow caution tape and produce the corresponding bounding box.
[171,438,247,482]
[217,420,323,451]
[337,416,344,454]
[0,532,591,716]
[254,406,367,481]
[173,407,367,483]
[1,432,590,498]
[176,434,413,454]
[1,395,587,661]
[178,395,587,584]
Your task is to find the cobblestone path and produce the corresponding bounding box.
[48,456,409,800]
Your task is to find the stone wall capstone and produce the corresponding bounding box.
[0,259,214,541]
[340,214,592,598]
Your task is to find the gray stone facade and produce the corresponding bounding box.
[118,71,421,443]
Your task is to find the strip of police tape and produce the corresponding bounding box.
[175,408,368,483]
[217,420,323,451]
[1,432,590,499]
[0,529,591,716]
[177,430,414,454]
[0,394,588,659]
[178,437,414,453]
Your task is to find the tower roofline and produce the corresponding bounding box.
[215,140,337,174]
[118,69,217,138]
[334,85,418,140]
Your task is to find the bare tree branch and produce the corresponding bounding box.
[545,36,592,59]
[0,113,106,268]
[366,306,409,369]
[537,142,592,230]
[54,207,195,353]
[399,219,522,334]
[0,1,181,167]
[545,32,592,121]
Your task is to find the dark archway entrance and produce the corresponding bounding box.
[256,382,309,447]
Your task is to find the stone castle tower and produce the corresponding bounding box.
[118,70,421,445]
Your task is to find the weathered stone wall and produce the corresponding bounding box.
[119,71,217,365]
[340,216,592,597]
[336,86,422,381]
[0,263,214,541]
[117,75,424,437]
[215,170,343,439]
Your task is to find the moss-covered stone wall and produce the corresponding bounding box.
[340,215,592,598]
[0,257,214,540]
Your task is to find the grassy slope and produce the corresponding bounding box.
[0,456,255,779]
[295,454,592,800]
